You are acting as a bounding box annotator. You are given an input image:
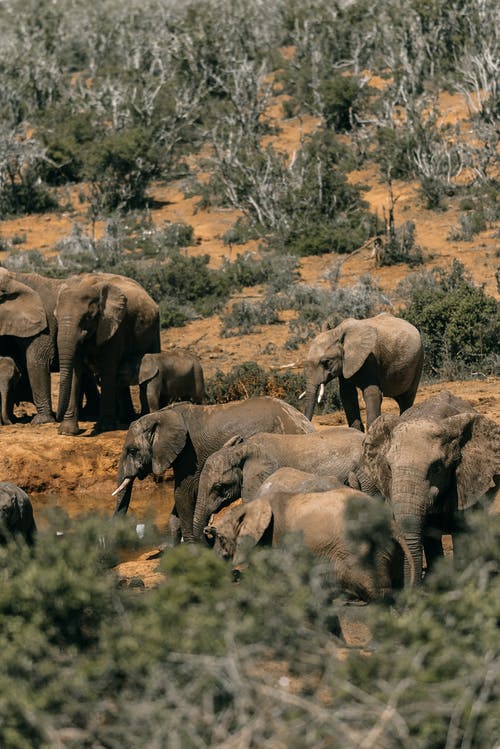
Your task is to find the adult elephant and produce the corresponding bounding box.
[112,397,314,544]
[118,349,207,414]
[0,269,61,423]
[0,481,37,545]
[193,426,378,540]
[302,312,423,431]
[55,272,160,435]
[363,391,500,586]
[204,487,413,601]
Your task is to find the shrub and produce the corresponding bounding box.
[399,261,500,377]
[376,220,424,267]
[220,297,281,337]
[207,361,341,414]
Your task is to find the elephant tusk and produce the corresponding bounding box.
[317,383,325,404]
[112,477,131,496]
[298,390,306,400]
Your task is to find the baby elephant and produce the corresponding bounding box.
[119,349,207,414]
[205,488,412,602]
[0,356,20,425]
[0,482,37,544]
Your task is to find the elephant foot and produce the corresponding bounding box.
[58,421,80,436]
[31,412,56,425]
[94,419,118,433]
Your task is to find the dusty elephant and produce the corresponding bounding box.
[255,467,346,498]
[0,481,37,544]
[363,391,500,586]
[0,356,20,425]
[193,426,378,540]
[0,269,100,424]
[302,312,424,430]
[55,272,160,435]
[112,396,315,544]
[118,349,207,414]
[204,487,412,601]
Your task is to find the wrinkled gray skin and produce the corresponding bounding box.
[193,426,378,540]
[55,273,160,435]
[0,269,100,425]
[363,391,500,587]
[205,488,411,601]
[119,349,207,414]
[255,467,345,498]
[113,397,314,544]
[0,481,36,545]
[0,356,20,425]
[303,312,424,430]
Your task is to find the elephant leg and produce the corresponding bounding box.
[363,384,383,429]
[80,369,100,421]
[26,339,55,424]
[98,365,119,431]
[58,362,82,435]
[339,378,363,431]
[0,389,9,424]
[117,385,136,425]
[396,390,417,415]
[163,512,183,547]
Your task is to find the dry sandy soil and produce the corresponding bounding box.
[0,92,498,598]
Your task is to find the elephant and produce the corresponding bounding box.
[112,396,315,544]
[0,356,20,425]
[302,312,424,431]
[118,349,207,414]
[0,481,37,545]
[0,269,101,425]
[193,426,378,540]
[255,467,345,498]
[55,272,160,435]
[0,269,61,423]
[204,487,413,601]
[363,391,500,586]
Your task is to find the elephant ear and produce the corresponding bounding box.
[96,283,127,345]
[0,272,48,337]
[447,413,500,510]
[342,323,377,380]
[150,409,188,474]
[138,355,159,385]
[363,414,400,498]
[233,498,273,567]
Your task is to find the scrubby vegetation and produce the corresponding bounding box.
[0,509,498,747]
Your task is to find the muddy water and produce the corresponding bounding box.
[31,479,175,535]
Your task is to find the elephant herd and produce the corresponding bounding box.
[1,274,499,604]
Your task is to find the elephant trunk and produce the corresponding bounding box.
[303,382,319,421]
[193,498,214,541]
[56,319,79,421]
[395,511,424,587]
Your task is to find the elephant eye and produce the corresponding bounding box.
[428,460,444,476]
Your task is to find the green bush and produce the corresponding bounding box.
[220,297,281,337]
[399,261,500,377]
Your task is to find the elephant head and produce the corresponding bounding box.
[113,408,189,514]
[0,268,48,339]
[204,498,272,570]
[193,436,247,538]
[363,411,500,585]
[303,319,376,420]
[55,275,127,421]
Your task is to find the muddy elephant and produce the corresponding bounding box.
[204,487,413,601]
[302,312,424,430]
[55,272,160,435]
[255,467,345,498]
[0,481,36,545]
[118,349,207,414]
[363,391,500,586]
[112,397,314,544]
[0,356,20,425]
[193,426,378,540]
